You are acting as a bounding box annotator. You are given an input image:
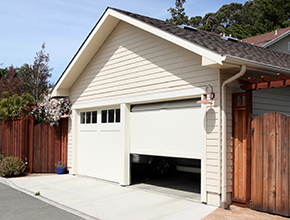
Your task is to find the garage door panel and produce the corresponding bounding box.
[99,131,121,182]
[131,111,165,135]
[130,99,205,159]
[131,134,165,154]
[166,136,202,159]
[78,130,100,176]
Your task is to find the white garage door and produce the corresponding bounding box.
[78,108,121,182]
[130,99,206,159]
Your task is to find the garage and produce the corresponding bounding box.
[78,107,122,182]
[130,98,206,201]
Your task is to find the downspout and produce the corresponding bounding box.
[221,64,246,207]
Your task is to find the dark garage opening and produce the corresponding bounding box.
[130,154,201,201]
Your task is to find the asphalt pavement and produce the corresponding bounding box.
[0,182,86,220]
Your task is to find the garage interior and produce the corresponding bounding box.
[130,154,201,202]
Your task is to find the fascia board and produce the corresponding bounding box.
[108,9,223,65]
[262,30,290,48]
[222,55,290,74]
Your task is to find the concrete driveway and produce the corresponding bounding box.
[0,174,217,220]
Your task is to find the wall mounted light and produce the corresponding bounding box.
[197,84,215,104]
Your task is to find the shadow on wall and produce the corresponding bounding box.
[205,108,216,134]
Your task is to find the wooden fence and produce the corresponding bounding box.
[0,110,68,173]
[251,112,290,217]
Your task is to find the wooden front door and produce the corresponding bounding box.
[232,92,252,207]
[251,112,290,217]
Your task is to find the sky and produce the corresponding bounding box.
[0,0,247,83]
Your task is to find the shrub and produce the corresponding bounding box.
[0,156,26,177]
[0,154,5,161]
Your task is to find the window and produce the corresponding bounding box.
[92,111,97,123]
[102,108,121,123]
[288,42,290,52]
[102,110,107,123]
[86,112,91,123]
[80,112,85,124]
[80,111,98,124]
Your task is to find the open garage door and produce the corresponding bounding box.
[130,99,206,159]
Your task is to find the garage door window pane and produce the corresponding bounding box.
[102,110,107,123]
[86,112,91,123]
[108,109,114,123]
[116,109,120,123]
[80,112,85,124]
[92,111,97,123]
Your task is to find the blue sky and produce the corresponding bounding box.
[0,0,247,83]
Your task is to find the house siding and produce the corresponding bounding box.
[68,21,220,204]
[253,87,290,118]
[268,35,290,54]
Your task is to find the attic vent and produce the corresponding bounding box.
[178,25,197,31]
[221,36,239,42]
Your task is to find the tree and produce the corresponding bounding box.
[166,0,290,39]
[18,43,53,102]
[0,43,53,101]
[166,0,189,25]
[0,65,24,98]
[0,92,34,120]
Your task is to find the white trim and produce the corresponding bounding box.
[200,96,207,203]
[71,109,79,174]
[120,103,130,186]
[72,88,204,110]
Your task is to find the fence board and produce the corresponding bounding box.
[251,112,290,217]
[33,119,68,173]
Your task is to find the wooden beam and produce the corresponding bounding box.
[237,79,250,85]
[241,84,256,90]
[248,77,264,83]
[261,75,280,81]
[256,82,269,90]
[277,73,290,80]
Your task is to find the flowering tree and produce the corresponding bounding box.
[32,91,71,126]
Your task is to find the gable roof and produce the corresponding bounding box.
[242,27,290,47]
[52,7,290,97]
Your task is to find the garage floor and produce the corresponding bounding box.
[131,170,201,202]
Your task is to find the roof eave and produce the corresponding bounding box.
[222,55,290,74]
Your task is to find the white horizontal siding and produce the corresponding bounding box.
[70,21,216,104]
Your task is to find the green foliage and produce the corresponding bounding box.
[0,154,5,161]
[166,0,290,39]
[0,156,26,177]
[0,92,34,120]
[166,0,189,25]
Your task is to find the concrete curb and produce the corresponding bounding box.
[0,177,99,220]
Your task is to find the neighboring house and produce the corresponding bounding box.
[52,7,290,212]
[242,27,290,53]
